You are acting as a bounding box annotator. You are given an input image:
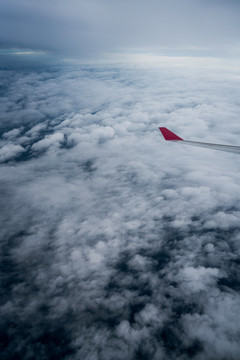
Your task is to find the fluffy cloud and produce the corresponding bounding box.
[0,143,25,162]
[31,132,64,151]
[1,57,240,359]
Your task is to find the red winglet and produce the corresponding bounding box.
[159,127,183,141]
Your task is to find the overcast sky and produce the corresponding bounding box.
[1,0,240,57]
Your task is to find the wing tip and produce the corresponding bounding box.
[159,127,183,141]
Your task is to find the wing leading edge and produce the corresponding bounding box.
[159,127,240,154]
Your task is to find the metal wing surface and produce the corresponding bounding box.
[159,127,240,154]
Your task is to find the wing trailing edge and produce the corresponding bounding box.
[159,127,240,154]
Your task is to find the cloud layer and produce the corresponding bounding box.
[1,58,240,359]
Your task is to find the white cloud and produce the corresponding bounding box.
[2,128,22,139]
[179,266,220,292]
[1,58,240,359]
[25,123,47,137]
[31,132,64,151]
[0,143,25,162]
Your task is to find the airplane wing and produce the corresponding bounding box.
[159,127,240,154]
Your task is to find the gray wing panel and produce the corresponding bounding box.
[178,140,240,154]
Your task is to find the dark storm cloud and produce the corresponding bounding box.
[0,0,240,56]
[1,58,240,359]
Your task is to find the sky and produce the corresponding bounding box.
[1,1,240,360]
[1,0,240,57]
